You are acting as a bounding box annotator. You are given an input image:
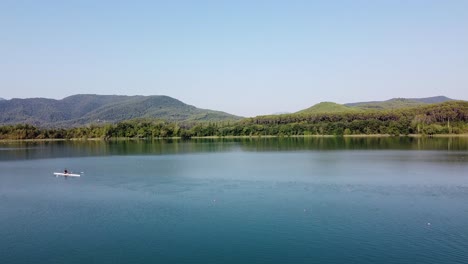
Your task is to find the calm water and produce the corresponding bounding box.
[1,137,468,264]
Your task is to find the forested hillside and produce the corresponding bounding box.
[1,101,467,140]
[296,102,358,114]
[0,94,240,126]
[238,101,468,136]
[344,96,453,110]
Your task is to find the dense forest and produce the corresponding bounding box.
[0,94,241,126]
[1,101,467,140]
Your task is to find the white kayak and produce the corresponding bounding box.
[54,172,81,177]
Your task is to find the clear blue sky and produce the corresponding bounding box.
[1,0,467,116]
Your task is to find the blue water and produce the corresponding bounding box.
[1,138,468,263]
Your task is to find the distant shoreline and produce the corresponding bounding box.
[1,134,468,143]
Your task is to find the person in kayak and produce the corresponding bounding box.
[64,169,69,174]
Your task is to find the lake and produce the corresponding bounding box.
[1,137,468,264]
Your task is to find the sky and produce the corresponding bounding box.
[1,0,467,117]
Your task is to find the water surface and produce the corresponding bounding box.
[1,137,468,264]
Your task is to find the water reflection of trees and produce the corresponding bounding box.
[0,137,467,161]
[237,137,468,152]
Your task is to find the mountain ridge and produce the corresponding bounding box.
[294,96,457,114]
[0,94,464,127]
[344,96,453,109]
[0,94,241,127]
[296,102,358,114]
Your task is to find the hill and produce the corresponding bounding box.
[240,100,468,137]
[0,94,241,127]
[345,96,453,110]
[296,102,358,114]
[2,100,468,139]
[407,96,454,104]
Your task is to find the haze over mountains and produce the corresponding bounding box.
[0,94,459,127]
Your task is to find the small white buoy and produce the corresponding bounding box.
[427,222,431,226]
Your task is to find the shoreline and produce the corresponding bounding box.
[1,133,468,142]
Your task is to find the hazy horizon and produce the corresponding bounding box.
[1,1,467,116]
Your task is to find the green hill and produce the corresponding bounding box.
[345,96,454,110]
[407,96,454,104]
[296,102,358,114]
[0,94,241,127]
[241,100,468,137]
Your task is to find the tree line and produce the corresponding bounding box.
[1,101,467,140]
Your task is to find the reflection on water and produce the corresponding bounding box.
[0,136,467,161]
[1,137,468,264]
